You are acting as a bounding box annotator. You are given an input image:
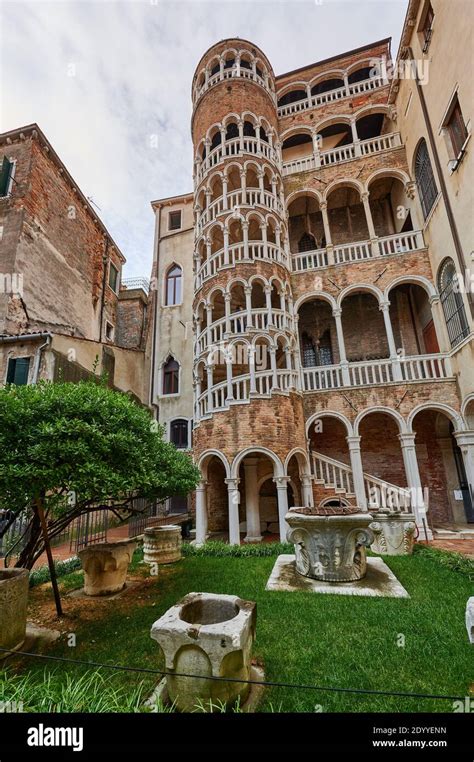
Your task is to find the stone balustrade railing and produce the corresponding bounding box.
[195,137,279,186]
[197,368,300,419]
[195,308,294,355]
[303,353,453,392]
[277,74,386,117]
[195,241,289,291]
[291,230,425,273]
[194,66,276,106]
[196,188,285,234]
[282,132,402,177]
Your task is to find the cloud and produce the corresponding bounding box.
[0,0,408,277]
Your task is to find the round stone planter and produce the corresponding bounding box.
[143,525,182,565]
[370,512,417,555]
[78,539,137,596]
[0,568,29,659]
[150,592,256,711]
[286,507,374,582]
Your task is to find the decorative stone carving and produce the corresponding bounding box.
[78,540,137,596]
[0,568,29,658]
[369,513,417,555]
[150,592,256,711]
[143,525,182,565]
[466,597,474,644]
[286,507,374,582]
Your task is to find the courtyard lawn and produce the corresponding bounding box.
[1,546,472,713]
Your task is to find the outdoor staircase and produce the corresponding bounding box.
[311,451,411,512]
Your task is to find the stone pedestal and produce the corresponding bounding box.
[369,512,417,555]
[286,507,374,582]
[0,568,29,658]
[150,592,256,711]
[466,597,474,644]
[143,525,182,565]
[78,539,137,596]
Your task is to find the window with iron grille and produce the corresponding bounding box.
[163,357,179,394]
[298,232,317,252]
[415,139,438,219]
[438,258,470,348]
[301,332,317,367]
[165,263,182,305]
[170,419,188,449]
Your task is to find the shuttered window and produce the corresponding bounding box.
[438,258,470,348]
[6,357,30,385]
[0,157,13,197]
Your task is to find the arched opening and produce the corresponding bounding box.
[209,289,225,325]
[341,291,388,362]
[250,278,266,310]
[202,454,229,535]
[326,185,369,245]
[367,176,415,237]
[282,133,313,164]
[165,263,182,306]
[309,415,353,507]
[225,121,239,141]
[298,298,337,367]
[311,77,344,96]
[355,112,387,141]
[359,412,406,510]
[237,453,287,541]
[348,66,373,84]
[228,282,246,333]
[243,120,256,138]
[278,88,307,108]
[388,283,440,356]
[318,122,352,152]
[288,194,325,252]
[412,409,474,525]
[162,356,179,395]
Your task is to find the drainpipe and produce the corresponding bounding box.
[149,204,162,418]
[32,334,51,383]
[99,237,110,342]
[407,46,473,317]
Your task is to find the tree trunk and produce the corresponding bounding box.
[15,509,42,570]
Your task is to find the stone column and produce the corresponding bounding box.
[224,293,231,336]
[429,295,451,354]
[195,481,208,545]
[269,346,278,390]
[225,353,234,404]
[312,132,322,168]
[346,436,368,511]
[238,120,244,151]
[379,301,403,381]
[260,223,268,259]
[301,474,314,507]
[350,119,361,157]
[320,202,334,265]
[274,476,291,541]
[243,458,262,542]
[249,346,257,394]
[454,431,474,504]
[398,433,432,539]
[361,191,380,256]
[244,285,253,329]
[225,478,241,545]
[223,226,230,266]
[222,175,228,210]
[206,364,213,412]
[332,307,350,386]
[264,285,274,327]
[242,221,250,260]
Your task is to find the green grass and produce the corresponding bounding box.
[2,546,473,713]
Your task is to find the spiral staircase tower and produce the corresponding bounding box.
[191,39,310,544]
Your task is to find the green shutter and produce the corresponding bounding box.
[6,357,30,385]
[0,156,13,197]
[6,359,15,384]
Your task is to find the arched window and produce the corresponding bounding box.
[415,139,438,219]
[225,122,239,141]
[298,232,317,252]
[165,264,182,305]
[301,332,317,367]
[162,357,179,395]
[170,419,189,449]
[438,258,469,348]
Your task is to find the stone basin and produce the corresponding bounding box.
[286,506,374,582]
[0,568,29,659]
[78,539,137,596]
[150,592,256,711]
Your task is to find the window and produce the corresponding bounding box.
[419,2,434,52]
[414,139,438,219]
[0,156,14,197]
[170,419,188,449]
[162,357,179,395]
[301,332,317,367]
[6,357,30,385]
[165,264,182,305]
[168,210,182,231]
[169,495,188,515]
[105,321,114,341]
[108,262,119,293]
[444,96,468,159]
[438,258,470,349]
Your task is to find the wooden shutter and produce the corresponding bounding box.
[0,157,13,197]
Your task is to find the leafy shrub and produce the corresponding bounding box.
[182,540,293,557]
[414,543,474,579]
[29,556,82,588]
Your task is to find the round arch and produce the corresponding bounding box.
[198,449,231,480]
[231,446,284,479]
[354,406,407,436]
[407,403,465,434]
[383,275,437,302]
[294,290,337,312]
[305,410,353,438]
[323,177,364,203]
[337,283,384,308]
[284,447,311,476]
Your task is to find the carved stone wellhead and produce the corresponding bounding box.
[286,506,374,582]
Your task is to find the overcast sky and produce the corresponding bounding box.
[0,0,408,277]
